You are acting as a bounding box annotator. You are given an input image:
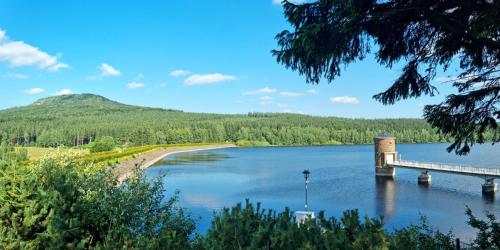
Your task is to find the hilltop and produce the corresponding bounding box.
[30,93,142,110]
[0,94,450,147]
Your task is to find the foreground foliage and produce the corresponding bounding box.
[1,148,499,249]
[199,201,456,250]
[0,152,194,249]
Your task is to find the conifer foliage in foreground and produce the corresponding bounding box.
[1,144,499,249]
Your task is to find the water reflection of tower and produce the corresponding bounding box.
[375,177,397,218]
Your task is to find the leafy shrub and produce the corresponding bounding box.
[198,200,456,250]
[89,136,115,153]
[0,154,195,249]
[236,140,271,147]
[466,206,500,249]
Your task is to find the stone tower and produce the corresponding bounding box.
[374,132,397,177]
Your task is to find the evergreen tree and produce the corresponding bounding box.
[273,0,500,154]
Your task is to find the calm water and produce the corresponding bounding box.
[144,144,500,240]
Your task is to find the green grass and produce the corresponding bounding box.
[19,147,89,161]
[18,143,233,167]
[79,143,233,164]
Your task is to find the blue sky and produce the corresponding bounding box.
[0,0,460,118]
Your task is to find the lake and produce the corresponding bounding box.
[144,143,500,240]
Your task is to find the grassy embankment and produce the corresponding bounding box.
[18,146,89,161]
[19,143,235,165]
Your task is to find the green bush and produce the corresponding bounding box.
[0,154,195,249]
[197,200,456,250]
[236,140,271,147]
[89,136,115,153]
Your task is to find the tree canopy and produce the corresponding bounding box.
[273,0,500,154]
[0,94,468,148]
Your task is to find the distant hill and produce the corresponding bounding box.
[0,94,451,147]
[32,93,122,107]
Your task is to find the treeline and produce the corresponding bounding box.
[1,94,495,147]
[1,146,498,249]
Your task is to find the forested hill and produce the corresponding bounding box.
[0,94,452,147]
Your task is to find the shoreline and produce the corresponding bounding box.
[116,144,237,183]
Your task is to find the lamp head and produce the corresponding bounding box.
[302,169,310,180]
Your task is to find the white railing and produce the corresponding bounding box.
[390,160,500,177]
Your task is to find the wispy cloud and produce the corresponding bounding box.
[306,89,318,95]
[100,63,121,77]
[55,89,73,96]
[184,73,236,85]
[260,95,273,105]
[3,73,28,79]
[0,28,68,71]
[330,96,359,105]
[86,63,122,80]
[170,69,191,77]
[25,87,44,95]
[243,87,277,95]
[280,91,303,97]
[277,103,291,113]
[127,82,144,89]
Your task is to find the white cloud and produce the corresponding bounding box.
[306,89,318,95]
[330,96,359,105]
[55,89,73,96]
[184,73,236,85]
[170,69,191,77]
[3,73,28,79]
[243,87,277,95]
[260,95,273,105]
[100,63,121,77]
[127,82,144,89]
[0,29,68,72]
[25,87,44,95]
[280,91,303,97]
[48,63,69,72]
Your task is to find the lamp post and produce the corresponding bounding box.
[302,169,310,211]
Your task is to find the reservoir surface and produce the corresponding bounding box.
[144,143,500,240]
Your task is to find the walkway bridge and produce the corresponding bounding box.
[387,160,500,179]
[374,133,499,194]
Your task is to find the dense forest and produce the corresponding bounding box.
[0,93,490,148]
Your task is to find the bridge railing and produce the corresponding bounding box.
[392,160,500,176]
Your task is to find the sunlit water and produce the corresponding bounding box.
[144,144,500,240]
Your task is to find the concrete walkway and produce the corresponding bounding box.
[115,144,237,183]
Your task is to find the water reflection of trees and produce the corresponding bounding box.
[152,152,231,166]
[375,177,397,219]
